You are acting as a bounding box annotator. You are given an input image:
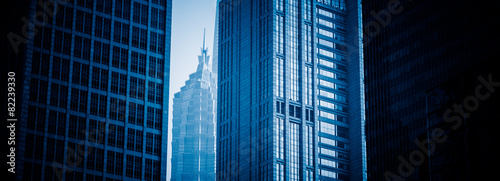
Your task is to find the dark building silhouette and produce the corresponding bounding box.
[2,0,172,180]
[363,0,499,180]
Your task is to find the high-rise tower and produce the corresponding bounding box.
[171,31,217,181]
[12,0,172,180]
[363,0,499,180]
[216,0,366,180]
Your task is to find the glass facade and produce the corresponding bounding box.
[363,0,499,180]
[170,36,217,181]
[216,0,366,180]
[15,0,172,180]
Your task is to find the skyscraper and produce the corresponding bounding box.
[363,0,499,180]
[12,0,172,180]
[171,32,217,181]
[216,0,366,180]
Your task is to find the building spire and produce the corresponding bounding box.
[203,28,206,51]
[198,28,211,71]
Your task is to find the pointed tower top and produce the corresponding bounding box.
[203,28,206,51]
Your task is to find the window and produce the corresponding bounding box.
[145,159,153,181]
[276,101,286,114]
[88,119,105,144]
[31,51,50,76]
[29,78,48,103]
[45,138,64,163]
[316,0,346,10]
[111,71,127,95]
[132,26,148,49]
[65,170,83,180]
[290,122,300,181]
[95,16,111,39]
[147,81,163,104]
[147,107,162,130]
[108,124,125,148]
[145,133,153,155]
[54,30,72,55]
[318,18,333,28]
[114,21,130,44]
[76,0,93,9]
[131,51,147,75]
[50,83,68,108]
[55,5,73,29]
[129,102,145,125]
[33,26,52,50]
[66,142,85,168]
[154,134,161,156]
[86,174,103,181]
[317,27,333,38]
[74,36,92,60]
[90,93,107,117]
[130,76,146,100]
[115,0,131,19]
[75,10,92,34]
[110,97,126,121]
[306,66,313,105]
[275,117,285,160]
[91,67,109,91]
[275,15,284,55]
[69,115,86,140]
[319,121,348,138]
[112,46,129,70]
[52,56,70,81]
[317,8,333,18]
[27,106,46,132]
[152,0,166,6]
[72,61,90,86]
[126,155,142,179]
[319,100,348,112]
[24,134,44,159]
[133,2,148,25]
[86,146,104,171]
[150,32,165,54]
[290,105,302,119]
[149,56,164,79]
[93,41,110,65]
[106,150,124,175]
[319,69,347,82]
[145,132,161,156]
[96,0,112,14]
[306,125,314,166]
[127,128,143,152]
[150,8,158,29]
[305,109,314,122]
[319,110,348,123]
[70,88,88,113]
[48,110,66,136]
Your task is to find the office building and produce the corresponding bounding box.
[363,0,498,180]
[216,0,366,180]
[14,0,172,180]
[171,34,217,181]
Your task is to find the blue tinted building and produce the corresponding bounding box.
[170,35,217,181]
[216,0,366,180]
[15,0,172,180]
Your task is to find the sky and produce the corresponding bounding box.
[168,0,217,179]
